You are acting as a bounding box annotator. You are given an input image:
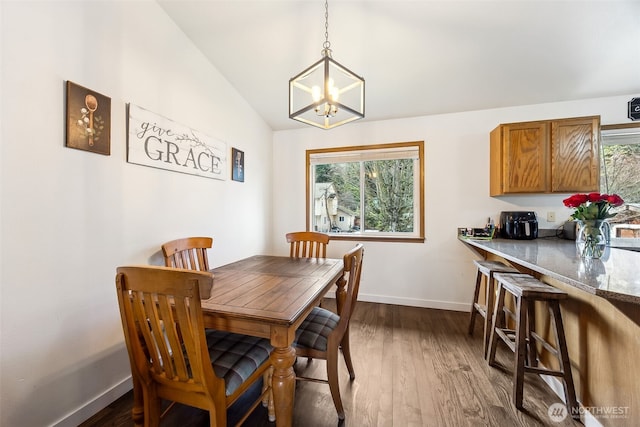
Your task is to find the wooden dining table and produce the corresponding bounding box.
[201,255,345,427]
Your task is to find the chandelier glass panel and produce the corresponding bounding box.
[289,1,365,130]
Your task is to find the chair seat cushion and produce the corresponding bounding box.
[205,330,273,396]
[294,306,340,352]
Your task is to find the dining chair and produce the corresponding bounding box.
[286,231,330,258]
[161,236,213,271]
[162,235,275,414]
[293,243,364,420]
[115,265,274,427]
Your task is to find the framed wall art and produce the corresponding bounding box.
[232,148,244,182]
[65,81,111,155]
[126,104,227,180]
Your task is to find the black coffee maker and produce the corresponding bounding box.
[499,211,538,240]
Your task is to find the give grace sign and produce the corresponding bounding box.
[127,104,227,180]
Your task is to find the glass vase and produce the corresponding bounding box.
[575,220,610,259]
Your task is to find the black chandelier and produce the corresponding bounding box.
[289,0,365,130]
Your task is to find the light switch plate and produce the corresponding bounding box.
[547,211,556,222]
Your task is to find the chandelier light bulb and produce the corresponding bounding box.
[312,85,322,102]
[329,85,339,102]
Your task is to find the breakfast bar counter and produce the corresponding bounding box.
[459,236,640,304]
[460,236,639,426]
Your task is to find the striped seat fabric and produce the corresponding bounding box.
[294,307,339,352]
[205,330,273,396]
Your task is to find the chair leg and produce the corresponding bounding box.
[483,274,496,359]
[468,270,483,335]
[208,402,219,427]
[210,390,226,427]
[145,389,162,427]
[262,366,276,422]
[131,375,145,427]
[550,303,579,420]
[341,328,356,380]
[513,296,527,410]
[487,283,506,365]
[526,300,538,367]
[262,368,271,407]
[327,346,345,419]
[267,385,276,423]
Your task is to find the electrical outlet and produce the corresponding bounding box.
[547,211,556,222]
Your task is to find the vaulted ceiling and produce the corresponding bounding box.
[158,0,640,131]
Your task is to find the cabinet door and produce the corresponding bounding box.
[501,121,549,193]
[551,116,600,193]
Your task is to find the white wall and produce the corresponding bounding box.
[272,95,637,310]
[2,1,638,426]
[0,1,273,426]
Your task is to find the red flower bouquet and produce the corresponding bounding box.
[563,192,624,258]
[563,192,624,221]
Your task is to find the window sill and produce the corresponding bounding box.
[327,234,425,243]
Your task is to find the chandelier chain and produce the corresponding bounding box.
[323,0,331,51]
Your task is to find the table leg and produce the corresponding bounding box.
[270,345,297,427]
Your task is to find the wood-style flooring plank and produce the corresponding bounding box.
[349,300,392,427]
[80,301,583,427]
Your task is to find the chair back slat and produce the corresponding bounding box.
[286,231,330,258]
[162,237,213,271]
[159,293,191,379]
[116,266,220,396]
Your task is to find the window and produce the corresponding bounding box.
[601,124,640,248]
[306,141,424,242]
[601,126,640,203]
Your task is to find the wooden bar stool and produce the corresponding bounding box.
[468,260,519,359]
[487,273,579,419]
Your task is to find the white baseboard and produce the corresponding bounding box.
[51,376,132,427]
[540,373,602,427]
[323,291,470,312]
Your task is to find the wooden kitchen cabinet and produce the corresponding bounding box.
[490,115,600,196]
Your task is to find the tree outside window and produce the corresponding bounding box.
[601,125,640,243]
[307,141,424,242]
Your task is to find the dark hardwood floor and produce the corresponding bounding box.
[80,301,581,426]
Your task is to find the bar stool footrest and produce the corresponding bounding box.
[530,331,560,357]
[473,302,488,318]
[524,366,566,378]
[495,328,517,353]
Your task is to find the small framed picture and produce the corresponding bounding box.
[232,148,244,182]
[65,80,111,155]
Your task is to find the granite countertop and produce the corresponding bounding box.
[459,236,640,304]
